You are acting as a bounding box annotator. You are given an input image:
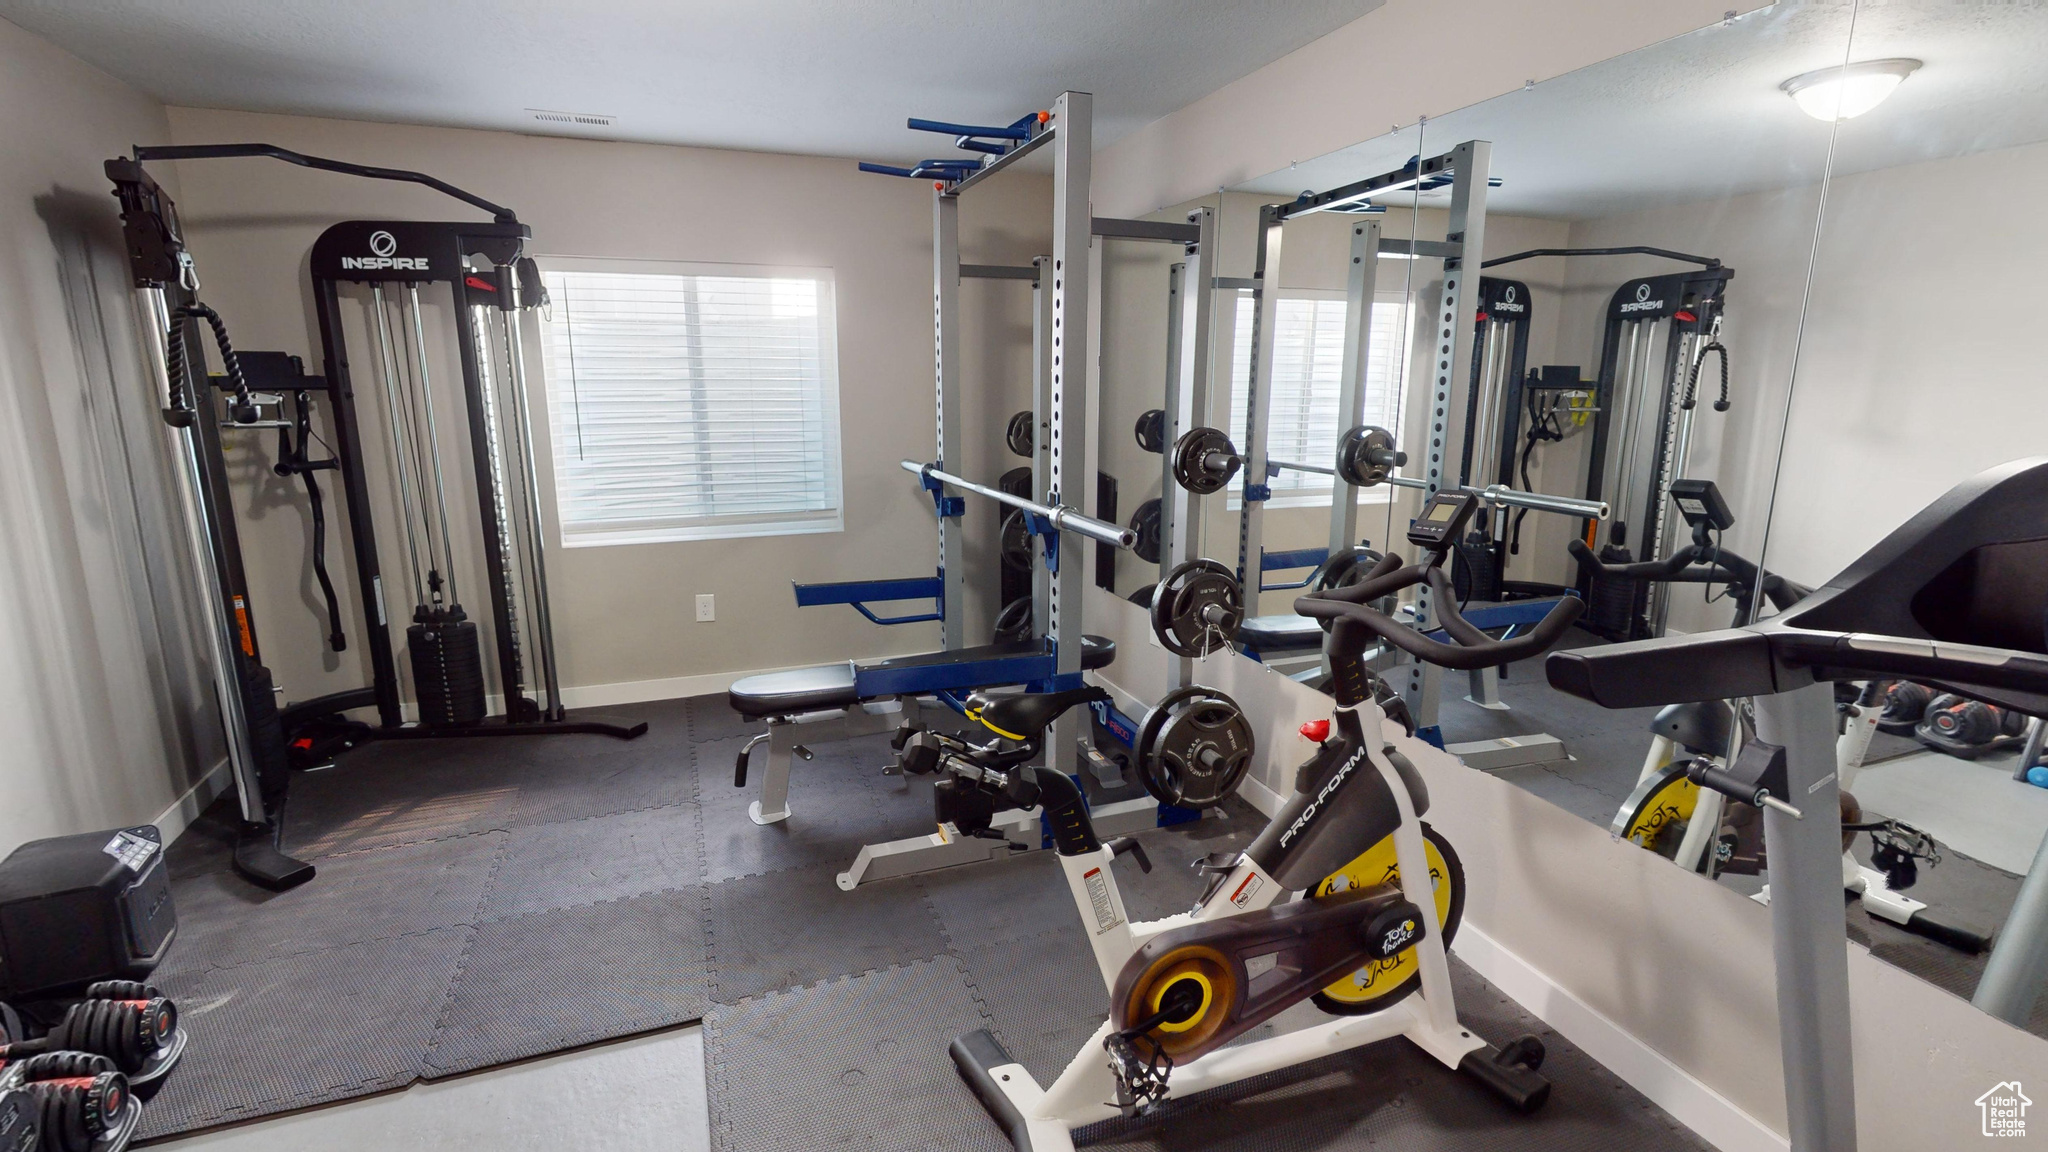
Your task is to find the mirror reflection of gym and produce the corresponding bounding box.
[1214,0,2048,1040]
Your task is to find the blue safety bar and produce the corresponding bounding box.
[1260,546,1329,593]
[860,111,1048,188]
[792,574,944,626]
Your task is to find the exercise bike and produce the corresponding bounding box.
[1574,479,1988,952]
[951,489,1583,1152]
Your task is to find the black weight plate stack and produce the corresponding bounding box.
[998,467,1033,500]
[1581,545,1647,641]
[1452,531,1503,603]
[408,605,486,727]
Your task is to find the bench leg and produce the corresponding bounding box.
[749,720,797,825]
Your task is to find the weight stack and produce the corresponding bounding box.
[1582,544,1648,640]
[1451,531,1502,603]
[409,606,487,727]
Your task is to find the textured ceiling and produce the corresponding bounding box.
[1236,1,2048,219]
[0,0,1383,160]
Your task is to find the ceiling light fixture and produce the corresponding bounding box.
[1780,58,1921,122]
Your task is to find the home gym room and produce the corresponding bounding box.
[1,1,2044,1150]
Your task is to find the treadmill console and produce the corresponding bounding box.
[1407,489,1480,550]
[1669,479,1735,532]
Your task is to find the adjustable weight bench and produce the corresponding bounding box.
[728,635,1115,827]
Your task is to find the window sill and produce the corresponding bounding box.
[562,513,844,548]
[1227,489,1398,513]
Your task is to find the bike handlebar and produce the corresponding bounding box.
[1566,539,1809,612]
[1295,552,1585,671]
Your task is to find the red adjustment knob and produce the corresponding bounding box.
[933,181,946,191]
[1674,309,1697,323]
[1299,719,1331,743]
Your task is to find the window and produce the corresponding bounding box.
[1227,291,1410,509]
[538,259,842,545]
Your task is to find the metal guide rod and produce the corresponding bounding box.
[369,284,429,606]
[496,271,565,720]
[464,296,528,700]
[405,285,461,605]
[902,461,1134,549]
[141,286,267,824]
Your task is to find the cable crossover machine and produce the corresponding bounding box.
[107,145,644,891]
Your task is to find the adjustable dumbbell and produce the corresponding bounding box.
[0,989,178,1078]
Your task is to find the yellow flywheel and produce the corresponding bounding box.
[1309,824,1464,1015]
[1611,763,1699,859]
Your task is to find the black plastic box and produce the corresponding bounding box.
[0,826,177,1000]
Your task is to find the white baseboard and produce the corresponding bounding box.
[152,756,233,843]
[1450,924,1788,1152]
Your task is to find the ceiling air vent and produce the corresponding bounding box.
[527,108,616,128]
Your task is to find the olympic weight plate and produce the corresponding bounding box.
[1134,685,1254,808]
[998,466,1034,500]
[1134,408,1167,454]
[1005,410,1035,458]
[1171,427,1240,495]
[1149,559,1243,657]
[1130,498,1163,565]
[1000,508,1033,572]
[992,596,1032,643]
[1309,546,1386,592]
[1336,425,1400,488]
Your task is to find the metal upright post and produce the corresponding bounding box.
[1032,254,1055,628]
[1160,207,1217,688]
[1160,259,1187,582]
[1751,683,1859,1152]
[1973,822,2048,1026]
[1046,90,1092,774]
[1401,141,1490,726]
[1236,205,1285,596]
[1327,219,1383,558]
[933,191,966,650]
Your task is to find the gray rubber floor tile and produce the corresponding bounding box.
[162,832,505,970]
[698,736,906,884]
[955,922,1108,1085]
[705,861,949,1003]
[921,848,1077,948]
[685,693,760,744]
[135,927,472,1138]
[704,956,1007,1152]
[478,803,703,920]
[423,886,711,1078]
[1116,816,1262,924]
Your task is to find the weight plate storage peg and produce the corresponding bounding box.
[1130,499,1163,564]
[1150,558,1244,657]
[1134,408,1167,454]
[1336,425,1405,488]
[1171,426,1241,495]
[1005,410,1035,458]
[1134,685,1255,808]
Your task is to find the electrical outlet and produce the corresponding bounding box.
[695,594,715,622]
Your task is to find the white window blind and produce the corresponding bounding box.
[538,263,842,546]
[1228,293,1409,507]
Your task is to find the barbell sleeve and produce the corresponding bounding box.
[901,460,1138,549]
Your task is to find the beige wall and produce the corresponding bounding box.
[1091,0,1771,219]
[161,107,1049,710]
[0,17,214,856]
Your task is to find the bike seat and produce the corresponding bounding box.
[971,686,1110,740]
